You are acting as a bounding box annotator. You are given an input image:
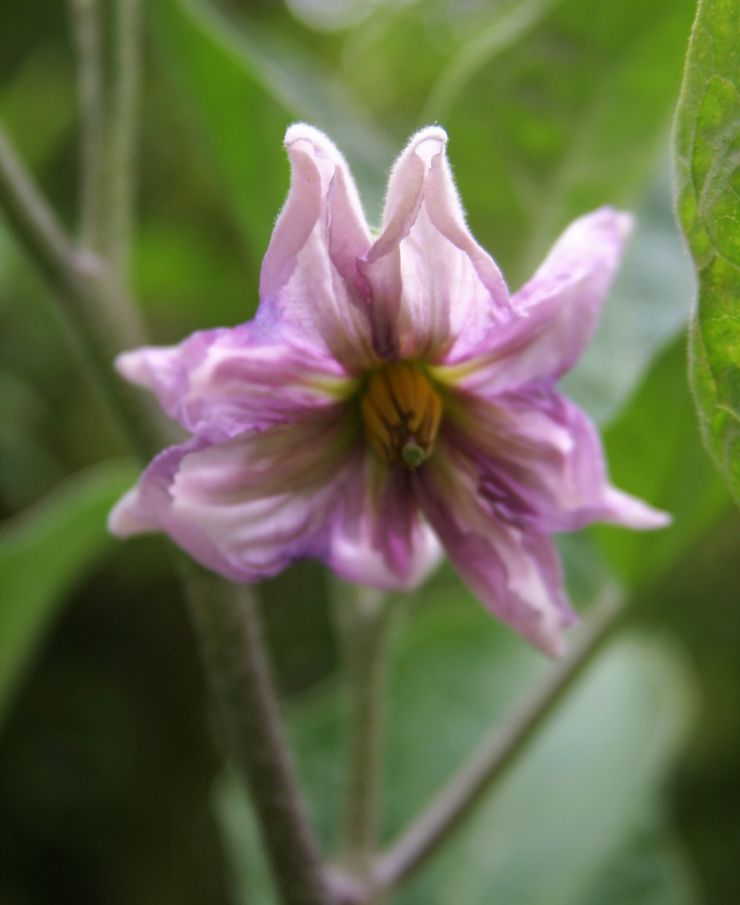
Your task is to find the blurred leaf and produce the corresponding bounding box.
[675,0,740,504]
[439,0,695,284]
[149,0,392,274]
[0,460,136,726]
[0,46,75,170]
[575,828,701,905]
[217,584,696,904]
[562,166,692,424]
[0,370,65,508]
[594,336,729,587]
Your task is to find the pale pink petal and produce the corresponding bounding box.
[110,415,440,589]
[115,324,353,442]
[109,415,354,580]
[360,126,510,361]
[414,444,576,656]
[257,123,375,369]
[328,450,442,590]
[441,207,632,392]
[446,387,670,533]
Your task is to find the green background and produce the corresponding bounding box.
[0,1,738,903]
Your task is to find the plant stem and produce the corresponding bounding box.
[106,0,141,282]
[0,117,336,905]
[374,588,624,893]
[335,585,393,886]
[185,568,335,905]
[68,0,106,250]
[0,121,155,457]
[0,124,88,297]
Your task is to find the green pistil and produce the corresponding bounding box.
[401,441,428,469]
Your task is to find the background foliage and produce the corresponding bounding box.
[0,1,738,903]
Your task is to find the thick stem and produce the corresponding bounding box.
[68,0,106,250]
[374,588,623,893]
[335,586,393,885]
[0,118,336,905]
[185,568,335,905]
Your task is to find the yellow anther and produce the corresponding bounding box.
[360,362,443,468]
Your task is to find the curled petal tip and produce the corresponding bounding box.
[404,124,449,161]
[283,122,338,155]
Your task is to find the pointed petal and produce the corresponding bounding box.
[328,451,442,590]
[109,415,355,580]
[257,123,375,368]
[115,324,353,442]
[361,126,510,360]
[446,386,670,533]
[444,207,632,392]
[415,445,576,656]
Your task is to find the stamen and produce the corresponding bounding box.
[360,362,443,468]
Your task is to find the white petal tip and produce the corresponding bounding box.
[114,350,142,382]
[284,122,338,155]
[405,125,448,160]
[108,489,151,537]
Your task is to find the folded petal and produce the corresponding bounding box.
[257,123,375,369]
[446,386,670,533]
[328,450,442,590]
[415,444,576,656]
[361,126,510,361]
[115,323,354,442]
[441,207,632,392]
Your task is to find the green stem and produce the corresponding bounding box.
[0,117,336,905]
[374,588,624,893]
[106,0,141,282]
[68,0,106,250]
[335,585,393,886]
[0,121,155,457]
[185,568,335,905]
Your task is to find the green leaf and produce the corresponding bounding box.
[675,0,740,504]
[149,0,392,274]
[216,588,697,904]
[438,0,696,284]
[594,336,729,586]
[0,460,137,726]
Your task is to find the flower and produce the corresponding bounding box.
[109,124,669,656]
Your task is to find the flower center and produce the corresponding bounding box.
[360,362,443,468]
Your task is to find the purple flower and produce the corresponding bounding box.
[110,124,669,656]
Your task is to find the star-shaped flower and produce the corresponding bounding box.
[110,124,668,655]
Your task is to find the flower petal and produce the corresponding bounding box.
[328,451,442,590]
[115,323,353,442]
[110,415,354,580]
[446,386,670,533]
[110,414,440,589]
[415,444,576,656]
[257,123,375,369]
[442,207,632,392]
[361,126,510,361]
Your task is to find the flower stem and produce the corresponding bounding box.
[335,585,393,886]
[184,567,335,905]
[68,0,106,251]
[374,588,624,893]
